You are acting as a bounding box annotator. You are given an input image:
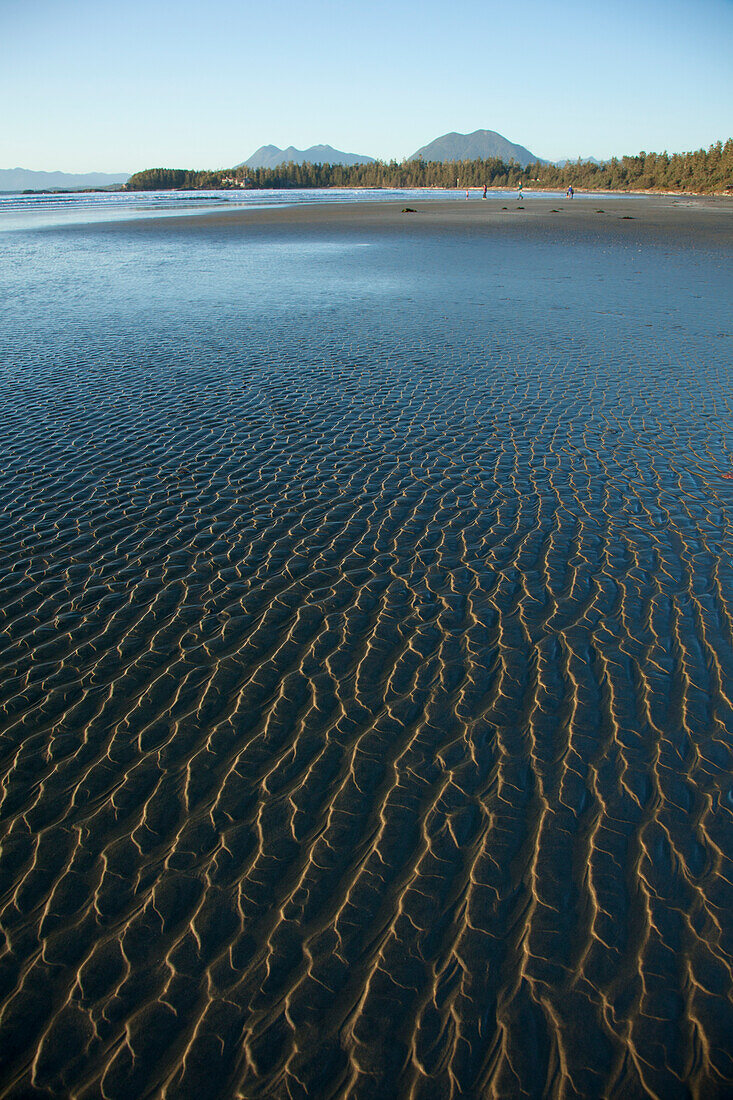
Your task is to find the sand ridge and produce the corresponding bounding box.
[0,205,732,1097]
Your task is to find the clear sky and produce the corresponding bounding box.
[2,0,732,172]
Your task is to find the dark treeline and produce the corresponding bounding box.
[126,140,732,194]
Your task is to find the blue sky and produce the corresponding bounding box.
[2,0,732,171]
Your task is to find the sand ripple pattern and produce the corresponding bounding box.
[1,220,733,1098]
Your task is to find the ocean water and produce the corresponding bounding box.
[1,198,732,1098]
[0,187,515,232]
[0,186,602,233]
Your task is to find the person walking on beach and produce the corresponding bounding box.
[517,180,524,201]
[566,184,574,198]
[466,189,470,200]
[483,183,487,199]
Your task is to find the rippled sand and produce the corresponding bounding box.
[1,197,733,1098]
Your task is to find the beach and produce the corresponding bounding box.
[1,193,732,1098]
[92,190,733,240]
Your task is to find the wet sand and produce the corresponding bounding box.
[96,192,733,243]
[1,195,733,1098]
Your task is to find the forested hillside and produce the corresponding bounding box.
[125,141,732,194]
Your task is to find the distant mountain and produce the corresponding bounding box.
[241,144,375,169]
[0,168,130,191]
[554,156,602,167]
[408,129,539,167]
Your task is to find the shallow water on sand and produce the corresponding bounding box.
[1,208,733,1098]
[0,188,524,232]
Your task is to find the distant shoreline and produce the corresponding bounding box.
[6,185,733,199]
[123,142,733,196]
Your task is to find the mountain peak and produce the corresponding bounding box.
[408,129,539,167]
[241,144,375,169]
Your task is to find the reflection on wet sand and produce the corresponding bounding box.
[1,199,733,1098]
